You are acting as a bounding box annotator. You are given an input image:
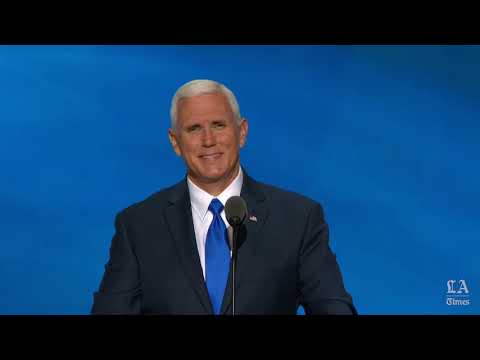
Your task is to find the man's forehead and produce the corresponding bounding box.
[177,92,233,119]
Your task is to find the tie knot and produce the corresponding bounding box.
[208,198,224,216]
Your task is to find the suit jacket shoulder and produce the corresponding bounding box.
[248,178,325,219]
[118,179,187,221]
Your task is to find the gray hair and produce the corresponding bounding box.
[170,79,242,131]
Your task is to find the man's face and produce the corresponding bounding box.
[168,92,248,190]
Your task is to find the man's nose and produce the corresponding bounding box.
[202,128,216,147]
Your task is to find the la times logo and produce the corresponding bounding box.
[446,280,470,306]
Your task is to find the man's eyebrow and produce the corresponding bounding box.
[183,119,226,129]
[184,121,201,128]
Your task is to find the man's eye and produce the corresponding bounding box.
[187,125,201,132]
[213,122,226,129]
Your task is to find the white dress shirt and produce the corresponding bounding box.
[187,167,243,280]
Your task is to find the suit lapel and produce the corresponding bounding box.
[164,179,213,314]
[220,173,270,314]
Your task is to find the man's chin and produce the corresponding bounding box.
[200,173,227,184]
[192,170,230,184]
[189,163,239,185]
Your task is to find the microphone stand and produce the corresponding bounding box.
[231,224,239,316]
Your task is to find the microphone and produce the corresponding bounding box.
[225,196,248,316]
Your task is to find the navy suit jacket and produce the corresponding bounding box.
[91,172,356,314]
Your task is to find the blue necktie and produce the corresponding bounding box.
[205,198,230,314]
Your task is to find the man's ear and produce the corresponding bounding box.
[168,128,182,157]
[239,118,248,148]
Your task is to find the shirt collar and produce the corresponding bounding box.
[187,167,244,221]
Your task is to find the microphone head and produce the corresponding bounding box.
[225,196,248,227]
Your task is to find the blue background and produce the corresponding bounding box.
[0,45,478,314]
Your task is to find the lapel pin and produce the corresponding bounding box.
[249,215,257,222]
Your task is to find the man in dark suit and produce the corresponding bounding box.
[92,79,356,315]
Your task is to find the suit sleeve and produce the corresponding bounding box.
[91,211,142,314]
[297,203,357,315]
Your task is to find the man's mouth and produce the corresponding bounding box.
[199,153,222,160]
